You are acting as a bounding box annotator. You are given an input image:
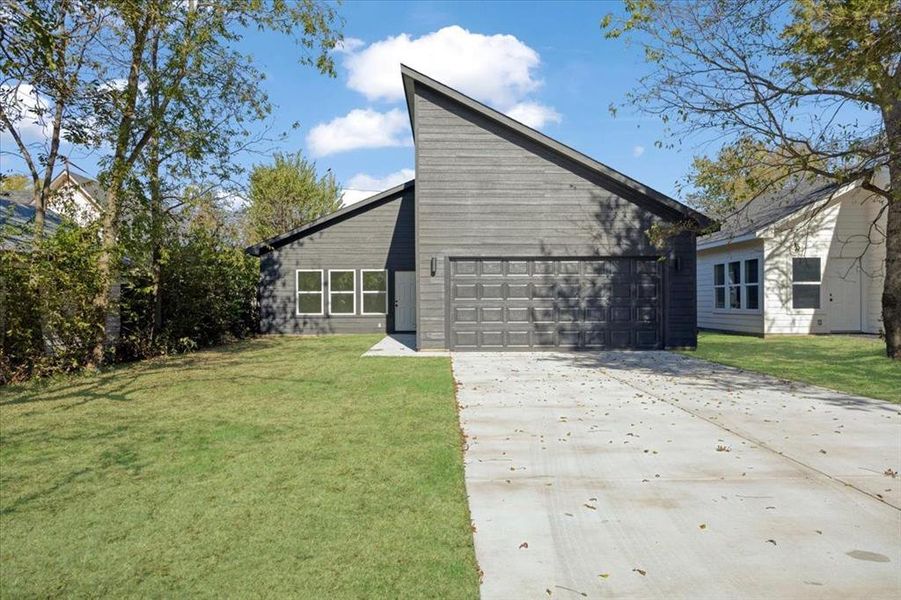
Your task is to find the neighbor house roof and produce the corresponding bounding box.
[697,178,846,250]
[50,171,106,209]
[399,64,713,228]
[245,180,414,256]
[1,193,63,251]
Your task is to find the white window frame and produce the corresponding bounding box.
[360,269,388,315]
[328,269,356,315]
[714,264,726,309]
[713,257,762,313]
[295,269,324,316]
[791,257,822,311]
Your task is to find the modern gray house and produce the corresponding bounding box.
[246,66,711,351]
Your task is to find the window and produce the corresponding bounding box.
[714,258,761,311]
[328,270,356,314]
[296,270,323,315]
[728,261,741,309]
[745,259,760,310]
[792,258,821,309]
[361,270,387,314]
[714,264,726,309]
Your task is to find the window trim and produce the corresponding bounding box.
[328,269,356,315]
[360,269,388,315]
[712,257,762,314]
[295,269,324,316]
[791,257,822,311]
[713,264,726,309]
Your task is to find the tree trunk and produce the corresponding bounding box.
[149,139,163,341]
[89,16,152,367]
[882,94,901,359]
[882,170,900,359]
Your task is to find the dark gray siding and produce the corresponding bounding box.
[413,86,697,349]
[258,189,414,334]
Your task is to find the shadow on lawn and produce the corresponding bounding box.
[0,337,289,407]
[536,350,899,413]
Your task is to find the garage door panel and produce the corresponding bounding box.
[448,257,662,350]
[454,307,478,323]
[453,283,477,299]
[480,307,504,322]
[506,260,530,276]
[506,330,531,347]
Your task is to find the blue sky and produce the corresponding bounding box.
[2,1,703,204]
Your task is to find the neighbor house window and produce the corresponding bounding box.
[296,270,324,315]
[728,261,742,309]
[328,270,356,315]
[714,258,761,311]
[745,259,760,310]
[714,264,726,309]
[361,270,387,315]
[792,258,821,309]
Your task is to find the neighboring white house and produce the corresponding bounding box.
[696,173,888,336]
[47,170,104,224]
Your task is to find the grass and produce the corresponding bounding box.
[0,335,480,598]
[686,332,901,403]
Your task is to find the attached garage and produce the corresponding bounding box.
[448,257,662,350]
[248,66,710,351]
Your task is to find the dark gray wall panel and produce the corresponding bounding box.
[413,86,697,349]
[258,190,414,334]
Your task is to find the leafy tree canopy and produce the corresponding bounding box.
[244,152,342,245]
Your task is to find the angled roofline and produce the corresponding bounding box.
[49,171,102,211]
[245,179,414,256]
[400,64,713,227]
[696,178,864,251]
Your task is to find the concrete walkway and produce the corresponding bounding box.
[453,351,900,599]
[362,334,450,357]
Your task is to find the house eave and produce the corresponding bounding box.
[244,179,415,256]
[399,64,713,228]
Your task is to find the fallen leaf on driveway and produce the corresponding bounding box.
[766,539,777,545]
[699,523,706,529]
[584,504,597,510]
[519,542,529,549]
[716,444,731,452]
[633,568,647,576]
[598,573,609,579]
[885,468,898,478]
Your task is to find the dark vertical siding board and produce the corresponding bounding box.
[413,86,697,349]
[258,190,415,334]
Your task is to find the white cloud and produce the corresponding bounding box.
[340,189,379,206]
[343,25,542,107]
[306,108,411,157]
[1,84,53,142]
[632,145,645,158]
[340,168,414,206]
[505,102,561,129]
[334,37,365,54]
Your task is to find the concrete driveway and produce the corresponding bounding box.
[453,351,900,599]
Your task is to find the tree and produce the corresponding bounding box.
[603,0,901,358]
[0,0,105,239]
[0,173,31,191]
[80,0,341,365]
[244,152,341,246]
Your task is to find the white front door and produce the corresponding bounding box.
[394,271,416,332]
[825,258,862,332]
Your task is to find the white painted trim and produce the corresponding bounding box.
[328,269,356,315]
[711,257,763,314]
[295,269,324,316]
[360,269,388,315]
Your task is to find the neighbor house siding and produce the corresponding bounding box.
[763,188,885,335]
[696,240,765,335]
[413,86,697,349]
[258,189,414,334]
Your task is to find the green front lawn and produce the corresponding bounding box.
[0,336,480,598]
[687,332,901,403]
